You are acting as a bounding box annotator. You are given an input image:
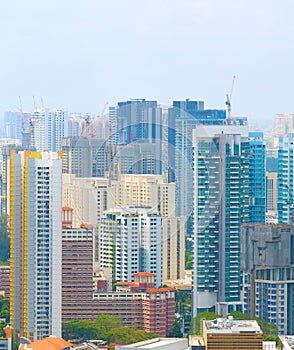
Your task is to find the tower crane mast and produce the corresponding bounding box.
[225,75,236,125]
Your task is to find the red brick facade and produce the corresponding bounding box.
[62,225,176,336]
[62,228,94,322]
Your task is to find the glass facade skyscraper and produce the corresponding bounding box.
[192,125,250,317]
[248,132,266,223]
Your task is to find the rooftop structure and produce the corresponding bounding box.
[279,335,294,350]
[115,338,188,350]
[202,318,263,350]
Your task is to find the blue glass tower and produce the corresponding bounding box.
[167,100,227,219]
[277,135,294,223]
[192,125,250,317]
[248,132,266,223]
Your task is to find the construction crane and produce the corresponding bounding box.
[18,96,31,148]
[225,75,236,125]
[91,102,109,138]
[29,117,38,148]
[81,115,92,137]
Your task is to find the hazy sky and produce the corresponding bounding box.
[1,0,294,123]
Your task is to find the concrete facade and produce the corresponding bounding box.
[241,224,294,334]
[9,150,62,340]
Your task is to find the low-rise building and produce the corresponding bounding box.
[115,338,188,350]
[202,317,263,350]
[93,273,176,337]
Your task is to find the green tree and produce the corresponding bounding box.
[62,320,97,340]
[95,314,124,339]
[0,320,6,338]
[106,327,158,345]
[62,316,159,344]
[227,311,251,320]
[189,312,221,335]
[169,318,183,338]
[185,239,193,270]
[0,296,9,323]
[0,215,9,264]
[107,327,136,344]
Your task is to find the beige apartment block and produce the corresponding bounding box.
[162,217,186,282]
[62,174,114,227]
[274,113,294,135]
[112,174,175,217]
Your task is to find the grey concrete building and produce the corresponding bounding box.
[241,224,294,334]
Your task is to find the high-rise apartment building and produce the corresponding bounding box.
[241,224,294,335]
[62,174,114,227]
[67,113,83,137]
[277,135,294,223]
[266,172,278,212]
[9,150,62,341]
[0,266,10,298]
[62,224,94,322]
[61,137,108,177]
[30,109,67,152]
[248,132,266,223]
[99,207,162,286]
[112,142,163,176]
[162,217,185,282]
[46,109,67,151]
[30,109,46,151]
[114,99,163,145]
[1,111,31,141]
[168,100,227,218]
[112,174,175,217]
[192,125,250,316]
[274,113,294,135]
[0,141,23,215]
[62,174,114,266]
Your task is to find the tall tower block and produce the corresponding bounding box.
[9,150,62,341]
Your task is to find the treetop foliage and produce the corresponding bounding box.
[62,314,158,345]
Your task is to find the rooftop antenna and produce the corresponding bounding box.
[33,96,37,110]
[225,75,236,125]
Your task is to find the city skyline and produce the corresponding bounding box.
[0,0,294,124]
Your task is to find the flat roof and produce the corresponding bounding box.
[204,319,261,334]
[116,338,188,349]
[279,335,294,350]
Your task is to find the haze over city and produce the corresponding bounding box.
[2,1,294,349]
[1,0,294,124]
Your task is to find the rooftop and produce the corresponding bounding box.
[62,206,73,211]
[18,336,72,350]
[204,318,262,334]
[134,272,156,277]
[80,223,94,229]
[116,282,139,287]
[145,288,176,293]
[115,338,188,349]
[279,336,294,350]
